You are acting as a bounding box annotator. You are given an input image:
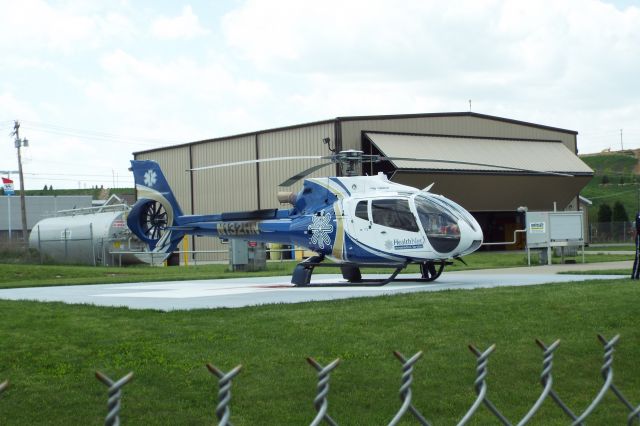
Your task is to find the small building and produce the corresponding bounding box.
[133,112,594,259]
[0,195,92,241]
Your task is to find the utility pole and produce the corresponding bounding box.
[620,129,624,151]
[11,121,29,242]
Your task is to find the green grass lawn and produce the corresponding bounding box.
[0,250,637,424]
[584,244,634,251]
[1,278,639,424]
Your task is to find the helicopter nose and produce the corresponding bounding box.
[459,220,483,256]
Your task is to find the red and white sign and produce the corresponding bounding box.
[2,177,14,195]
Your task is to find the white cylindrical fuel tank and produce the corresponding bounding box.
[29,209,147,266]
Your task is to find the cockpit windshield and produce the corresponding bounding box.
[414,195,461,253]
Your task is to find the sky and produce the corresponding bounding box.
[1,0,639,190]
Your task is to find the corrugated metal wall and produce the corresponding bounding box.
[0,196,92,231]
[258,122,335,209]
[340,115,577,153]
[190,136,258,260]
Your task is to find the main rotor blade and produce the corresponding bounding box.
[188,155,331,172]
[380,156,574,177]
[279,162,333,187]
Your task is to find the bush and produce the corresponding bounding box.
[0,243,44,264]
[597,203,612,223]
[613,201,629,222]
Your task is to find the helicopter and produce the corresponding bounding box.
[126,150,569,286]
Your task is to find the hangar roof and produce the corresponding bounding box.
[365,132,593,176]
[133,111,578,156]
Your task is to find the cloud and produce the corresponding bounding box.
[0,0,135,53]
[150,5,210,40]
[221,0,640,94]
[220,0,640,153]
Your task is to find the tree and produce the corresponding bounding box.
[601,175,610,185]
[612,201,629,222]
[597,203,612,223]
[42,185,48,191]
[48,185,53,191]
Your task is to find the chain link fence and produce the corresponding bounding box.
[2,334,639,425]
[589,221,635,244]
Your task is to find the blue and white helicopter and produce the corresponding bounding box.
[127,150,492,286]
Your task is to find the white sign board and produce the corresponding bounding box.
[549,212,583,241]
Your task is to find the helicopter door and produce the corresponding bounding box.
[348,198,426,257]
[346,199,372,234]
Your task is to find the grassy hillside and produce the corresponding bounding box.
[579,152,640,222]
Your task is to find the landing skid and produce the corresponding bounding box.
[291,256,450,287]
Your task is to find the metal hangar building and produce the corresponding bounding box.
[132,112,594,259]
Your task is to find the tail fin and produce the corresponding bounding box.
[129,160,184,217]
[127,160,185,261]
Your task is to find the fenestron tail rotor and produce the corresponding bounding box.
[140,201,168,240]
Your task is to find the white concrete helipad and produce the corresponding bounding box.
[0,269,623,311]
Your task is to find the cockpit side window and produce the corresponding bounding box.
[415,195,461,252]
[371,199,419,232]
[355,200,369,221]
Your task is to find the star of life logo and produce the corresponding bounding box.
[308,210,334,249]
[144,169,157,187]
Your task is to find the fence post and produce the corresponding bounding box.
[64,227,68,262]
[37,225,42,264]
[95,371,134,426]
[90,223,96,266]
[206,363,242,426]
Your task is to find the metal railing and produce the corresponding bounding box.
[1,335,639,425]
[110,247,311,266]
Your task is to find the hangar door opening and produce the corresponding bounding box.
[361,131,593,251]
[472,211,526,251]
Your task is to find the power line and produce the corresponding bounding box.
[22,176,134,183]
[23,120,184,143]
[20,120,185,147]
[23,171,127,178]
[15,158,132,171]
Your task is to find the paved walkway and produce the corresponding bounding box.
[455,260,633,275]
[0,261,628,311]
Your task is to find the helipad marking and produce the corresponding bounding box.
[95,280,423,299]
[95,282,285,298]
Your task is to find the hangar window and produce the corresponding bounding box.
[355,200,369,221]
[372,199,419,232]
